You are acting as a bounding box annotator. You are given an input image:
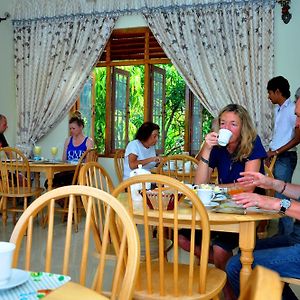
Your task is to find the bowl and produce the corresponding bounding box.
[145,189,183,210]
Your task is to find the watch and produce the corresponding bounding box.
[279,199,291,214]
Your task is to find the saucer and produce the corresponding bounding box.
[0,269,30,290]
[204,201,219,209]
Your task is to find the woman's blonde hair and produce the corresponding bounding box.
[69,110,84,127]
[217,104,257,161]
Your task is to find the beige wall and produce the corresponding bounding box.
[0,2,300,182]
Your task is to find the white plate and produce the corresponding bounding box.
[0,269,30,290]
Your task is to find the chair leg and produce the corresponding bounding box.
[12,197,17,224]
[2,197,7,225]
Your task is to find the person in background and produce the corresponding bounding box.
[295,87,300,128]
[123,122,161,180]
[179,104,267,300]
[266,76,300,235]
[227,171,300,300]
[62,111,94,162]
[0,114,9,148]
[45,111,94,189]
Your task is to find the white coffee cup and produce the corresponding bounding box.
[0,242,16,285]
[197,189,215,206]
[218,129,233,146]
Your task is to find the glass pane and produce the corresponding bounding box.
[94,68,106,154]
[80,77,92,138]
[114,72,128,149]
[152,71,164,149]
[191,97,202,153]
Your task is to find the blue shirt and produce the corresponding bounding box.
[66,136,88,161]
[209,135,267,184]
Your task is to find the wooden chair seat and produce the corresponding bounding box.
[135,262,226,299]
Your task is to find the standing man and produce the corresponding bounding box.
[0,114,8,148]
[267,76,300,235]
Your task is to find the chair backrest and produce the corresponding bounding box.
[79,161,115,253]
[0,147,32,194]
[156,154,199,184]
[264,164,275,197]
[9,185,140,300]
[112,174,211,297]
[72,148,99,185]
[268,155,277,174]
[238,266,282,300]
[79,161,115,193]
[114,150,125,183]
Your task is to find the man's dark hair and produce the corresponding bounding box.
[267,76,291,98]
[135,122,160,142]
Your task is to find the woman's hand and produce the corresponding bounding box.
[152,156,161,163]
[204,132,219,149]
[237,171,274,190]
[232,192,279,211]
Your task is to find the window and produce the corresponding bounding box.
[75,27,213,157]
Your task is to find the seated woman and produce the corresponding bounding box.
[45,111,94,188]
[62,111,94,163]
[179,104,267,300]
[123,122,161,180]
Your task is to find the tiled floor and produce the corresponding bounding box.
[1,215,300,299]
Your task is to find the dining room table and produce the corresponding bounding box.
[118,193,281,291]
[0,270,108,300]
[29,160,77,190]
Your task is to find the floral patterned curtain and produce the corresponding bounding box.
[13,14,116,155]
[143,0,275,146]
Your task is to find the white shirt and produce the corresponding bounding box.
[269,98,297,151]
[123,139,157,179]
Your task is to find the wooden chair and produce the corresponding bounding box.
[0,147,43,225]
[114,149,125,184]
[238,266,282,300]
[79,161,116,258]
[59,148,99,228]
[112,174,226,299]
[156,154,199,184]
[9,185,140,300]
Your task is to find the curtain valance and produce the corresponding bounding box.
[12,0,275,21]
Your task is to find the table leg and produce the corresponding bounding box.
[34,173,40,188]
[239,221,256,290]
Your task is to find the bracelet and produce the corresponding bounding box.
[200,156,209,165]
[279,181,287,194]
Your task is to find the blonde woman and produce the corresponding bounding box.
[180,104,267,300]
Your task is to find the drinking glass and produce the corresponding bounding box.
[33,146,42,161]
[50,147,58,161]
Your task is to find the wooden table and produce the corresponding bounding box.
[44,282,108,300]
[29,161,77,190]
[118,195,280,290]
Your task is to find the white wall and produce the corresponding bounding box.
[1,2,300,183]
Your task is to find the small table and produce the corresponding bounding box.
[29,161,77,190]
[0,271,70,300]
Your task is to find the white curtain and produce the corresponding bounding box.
[13,14,116,155]
[143,1,275,146]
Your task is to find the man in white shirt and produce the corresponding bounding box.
[267,76,300,234]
